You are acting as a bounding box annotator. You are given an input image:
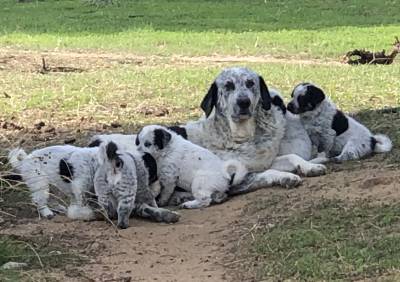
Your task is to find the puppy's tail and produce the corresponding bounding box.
[223,159,248,186]
[8,148,27,169]
[4,148,27,182]
[372,134,392,153]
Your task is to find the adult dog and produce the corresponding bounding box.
[182,67,326,194]
[89,67,326,195]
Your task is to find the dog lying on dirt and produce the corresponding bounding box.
[8,141,179,228]
[287,82,393,162]
[89,67,328,200]
[135,125,247,208]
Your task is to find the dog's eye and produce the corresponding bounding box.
[144,141,152,148]
[115,159,123,169]
[245,79,254,88]
[225,81,235,91]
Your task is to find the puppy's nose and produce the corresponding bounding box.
[237,97,251,109]
[287,102,296,114]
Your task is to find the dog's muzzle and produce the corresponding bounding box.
[287,102,298,114]
[233,97,252,120]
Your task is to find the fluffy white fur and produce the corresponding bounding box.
[8,145,99,220]
[288,83,392,162]
[136,125,247,209]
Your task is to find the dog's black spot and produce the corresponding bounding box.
[370,136,377,151]
[106,141,119,160]
[225,81,235,91]
[229,173,236,186]
[167,126,188,139]
[297,84,326,113]
[142,152,158,184]
[331,110,349,136]
[272,96,286,114]
[59,159,74,183]
[153,129,171,150]
[88,139,102,147]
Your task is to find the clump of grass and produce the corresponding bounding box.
[0,235,85,281]
[253,200,400,280]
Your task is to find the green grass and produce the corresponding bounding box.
[1,63,399,125]
[253,200,400,280]
[1,0,399,58]
[0,236,84,281]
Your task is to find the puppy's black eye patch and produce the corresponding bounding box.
[115,159,123,169]
[225,81,235,91]
[245,79,254,88]
[144,141,152,148]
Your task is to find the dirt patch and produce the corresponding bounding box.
[0,47,342,73]
[1,156,398,281]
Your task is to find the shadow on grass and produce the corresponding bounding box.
[0,0,399,34]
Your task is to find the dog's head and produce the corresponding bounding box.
[135,125,172,158]
[287,83,326,115]
[94,141,137,229]
[200,67,272,122]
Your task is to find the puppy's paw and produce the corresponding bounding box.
[161,210,180,223]
[279,173,302,188]
[39,207,55,220]
[296,163,326,177]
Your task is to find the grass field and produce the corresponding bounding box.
[0,0,399,280]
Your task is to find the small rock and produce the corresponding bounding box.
[110,122,122,128]
[34,121,45,130]
[1,262,27,270]
[64,137,76,144]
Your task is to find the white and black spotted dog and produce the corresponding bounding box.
[135,125,247,209]
[8,142,179,228]
[287,82,392,162]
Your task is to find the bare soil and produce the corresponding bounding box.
[0,48,342,73]
[1,155,398,281]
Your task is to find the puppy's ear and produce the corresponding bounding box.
[98,141,123,170]
[272,95,287,114]
[307,85,325,106]
[106,141,119,160]
[153,129,172,150]
[200,82,218,118]
[259,76,272,111]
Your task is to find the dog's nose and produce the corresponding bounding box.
[237,97,251,109]
[287,102,296,114]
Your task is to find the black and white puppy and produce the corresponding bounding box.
[136,125,247,209]
[287,83,392,162]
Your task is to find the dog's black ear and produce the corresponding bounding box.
[135,128,142,146]
[153,129,172,150]
[106,141,119,160]
[272,95,286,114]
[307,85,325,106]
[259,76,271,111]
[200,82,218,118]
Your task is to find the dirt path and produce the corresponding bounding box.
[0,47,343,73]
[1,159,398,281]
[1,194,249,282]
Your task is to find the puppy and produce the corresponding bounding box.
[135,125,247,209]
[287,82,392,162]
[8,142,138,228]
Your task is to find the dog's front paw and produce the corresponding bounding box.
[296,163,326,177]
[279,173,302,188]
[161,210,180,223]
